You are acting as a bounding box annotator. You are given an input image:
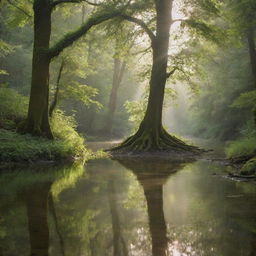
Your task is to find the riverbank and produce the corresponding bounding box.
[0,128,90,163]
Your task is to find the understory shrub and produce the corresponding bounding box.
[225,136,256,158]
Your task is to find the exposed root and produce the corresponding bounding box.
[109,127,202,154]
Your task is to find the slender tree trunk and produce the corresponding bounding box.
[25,0,53,138]
[49,60,65,117]
[247,27,256,125]
[247,27,256,86]
[49,194,65,256]
[108,180,122,256]
[105,54,126,135]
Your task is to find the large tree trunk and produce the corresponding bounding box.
[111,0,199,152]
[25,0,53,138]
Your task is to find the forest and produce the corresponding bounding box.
[0,0,256,256]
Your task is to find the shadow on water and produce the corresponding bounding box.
[116,158,193,256]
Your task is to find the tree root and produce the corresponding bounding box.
[109,127,202,154]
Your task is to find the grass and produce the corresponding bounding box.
[0,128,89,162]
[0,87,90,162]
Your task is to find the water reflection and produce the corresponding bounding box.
[117,159,191,256]
[108,179,128,256]
[0,159,256,256]
[24,182,52,256]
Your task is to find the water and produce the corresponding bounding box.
[0,154,256,256]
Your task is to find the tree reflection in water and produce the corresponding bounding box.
[24,182,52,256]
[116,158,191,256]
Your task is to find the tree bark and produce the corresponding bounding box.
[26,0,53,138]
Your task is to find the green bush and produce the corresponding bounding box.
[225,136,256,158]
[0,86,28,129]
[51,110,88,159]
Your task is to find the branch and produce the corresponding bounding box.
[52,0,100,8]
[120,14,155,42]
[52,0,81,8]
[83,0,100,6]
[166,67,177,78]
[171,18,187,25]
[6,0,32,18]
[131,45,151,56]
[49,10,121,59]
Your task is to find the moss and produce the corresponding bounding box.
[240,158,256,176]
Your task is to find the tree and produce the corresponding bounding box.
[228,0,256,124]
[111,0,200,152]
[104,42,126,136]
[22,0,122,138]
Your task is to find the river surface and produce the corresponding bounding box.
[0,143,256,256]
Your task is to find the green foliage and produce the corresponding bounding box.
[231,90,256,109]
[0,39,14,57]
[0,86,28,129]
[51,109,88,158]
[0,122,88,162]
[4,0,33,27]
[0,88,88,161]
[225,136,256,158]
[240,157,256,176]
[124,99,147,132]
[63,82,102,109]
[0,39,14,75]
